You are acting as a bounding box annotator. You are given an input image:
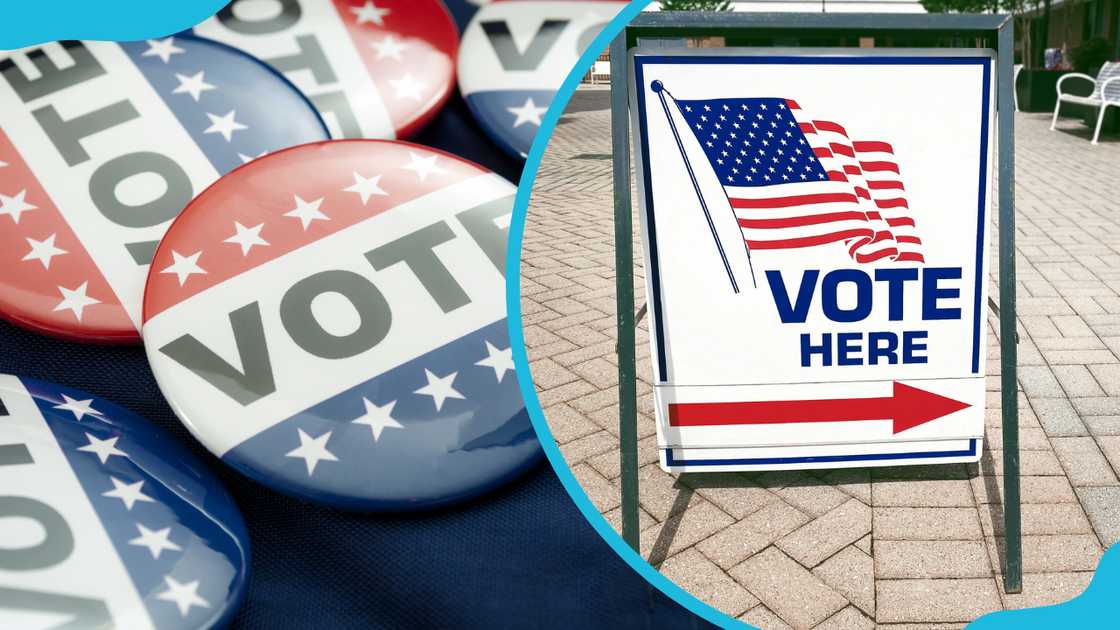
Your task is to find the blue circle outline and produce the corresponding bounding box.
[503,2,746,628]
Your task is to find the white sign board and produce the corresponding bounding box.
[629,49,995,472]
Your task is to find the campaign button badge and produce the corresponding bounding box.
[141,140,540,510]
[458,0,626,158]
[0,37,329,343]
[194,0,458,140]
[0,375,249,629]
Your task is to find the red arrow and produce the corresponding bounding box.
[668,382,970,434]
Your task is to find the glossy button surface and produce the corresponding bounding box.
[142,140,540,510]
[0,37,328,343]
[458,0,626,158]
[195,0,459,139]
[0,375,249,629]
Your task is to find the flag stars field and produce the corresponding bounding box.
[351,398,402,442]
[54,394,102,420]
[0,189,36,223]
[77,433,128,464]
[344,172,388,204]
[285,195,329,229]
[224,221,269,256]
[157,576,211,617]
[402,152,446,182]
[508,97,547,128]
[415,369,465,411]
[53,282,100,321]
[286,428,339,475]
[142,38,184,64]
[22,233,67,269]
[370,35,407,61]
[102,477,156,511]
[161,251,207,286]
[129,524,182,560]
[172,70,216,101]
[389,74,426,102]
[203,110,248,142]
[351,0,391,26]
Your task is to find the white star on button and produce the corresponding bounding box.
[22,234,67,269]
[157,576,210,617]
[102,477,155,510]
[142,38,185,63]
[161,251,207,286]
[224,222,269,256]
[129,524,182,560]
[172,71,215,101]
[507,97,547,128]
[284,195,328,230]
[238,151,267,164]
[351,398,402,442]
[414,369,464,411]
[54,394,102,421]
[0,189,37,224]
[351,0,391,25]
[77,433,126,464]
[203,110,247,142]
[343,172,388,205]
[370,35,407,60]
[476,341,514,382]
[53,283,100,322]
[389,74,425,101]
[401,152,447,182]
[286,429,338,475]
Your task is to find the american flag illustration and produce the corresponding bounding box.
[671,94,924,267]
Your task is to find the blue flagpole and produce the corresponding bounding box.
[652,80,754,292]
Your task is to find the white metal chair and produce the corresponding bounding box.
[1013,63,1022,112]
[1050,61,1120,145]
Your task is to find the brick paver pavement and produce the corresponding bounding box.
[521,87,1120,629]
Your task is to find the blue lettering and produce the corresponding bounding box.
[800,332,831,366]
[767,269,818,324]
[874,268,918,321]
[822,270,871,323]
[837,332,862,366]
[903,330,929,363]
[922,268,962,320]
[868,331,899,365]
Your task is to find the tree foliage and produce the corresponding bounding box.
[659,0,733,10]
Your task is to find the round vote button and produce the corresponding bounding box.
[458,0,627,158]
[0,37,328,343]
[194,0,459,140]
[142,140,541,510]
[0,375,249,629]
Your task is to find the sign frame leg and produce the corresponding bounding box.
[997,17,1023,595]
[612,31,640,553]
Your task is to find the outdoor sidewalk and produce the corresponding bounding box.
[520,87,1120,629]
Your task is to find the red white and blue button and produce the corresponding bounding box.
[0,375,249,629]
[0,37,328,343]
[458,0,626,158]
[141,140,540,510]
[195,0,459,139]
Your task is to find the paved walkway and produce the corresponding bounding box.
[520,88,1120,629]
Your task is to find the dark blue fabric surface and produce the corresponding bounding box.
[0,2,716,627]
[0,318,710,628]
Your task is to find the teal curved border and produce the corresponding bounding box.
[0,1,229,50]
[968,544,1116,628]
[503,2,748,628]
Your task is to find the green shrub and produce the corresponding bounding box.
[1070,37,1113,75]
